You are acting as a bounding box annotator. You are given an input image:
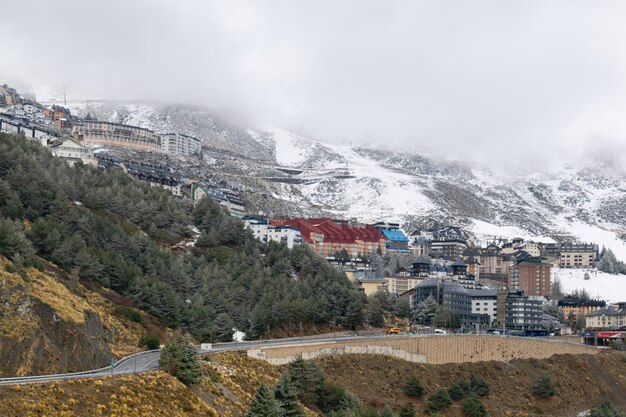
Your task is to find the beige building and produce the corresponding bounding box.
[385,276,424,295]
[559,243,598,268]
[358,276,387,296]
[77,120,161,152]
[586,303,626,329]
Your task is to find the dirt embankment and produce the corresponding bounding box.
[0,258,152,377]
[317,352,626,417]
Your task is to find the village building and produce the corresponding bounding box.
[192,182,245,217]
[585,303,626,330]
[505,289,545,330]
[559,242,598,268]
[272,218,385,258]
[467,289,498,324]
[48,137,97,167]
[509,252,552,297]
[411,236,431,257]
[385,275,424,295]
[558,297,606,320]
[160,132,202,157]
[77,120,161,152]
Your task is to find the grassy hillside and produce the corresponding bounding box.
[0,256,157,376]
[0,351,624,417]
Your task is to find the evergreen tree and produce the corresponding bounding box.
[427,389,452,413]
[589,401,623,417]
[399,403,416,417]
[462,396,488,417]
[413,295,438,325]
[274,374,305,417]
[246,384,281,417]
[433,307,461,329]
[158,335,202,385]
[468,374,491,397]
[531,372,556,399]
[403,376,425,398]
[380,405,397,417]
[286,357,324,405]
[448,383,466,400]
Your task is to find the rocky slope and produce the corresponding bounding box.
[57,100,626,260]
[0,257,155,377]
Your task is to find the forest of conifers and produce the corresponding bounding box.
[0,133,389,341]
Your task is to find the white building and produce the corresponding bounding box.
[515,241,541,257]
[242,216,269,243]
[467,289,498,324]
[160,133,202,157]
[48,137,97,167]
[267,225,302,249]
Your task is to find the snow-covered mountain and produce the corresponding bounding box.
[53,100,626,262]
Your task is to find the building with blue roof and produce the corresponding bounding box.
[382,228,409,252]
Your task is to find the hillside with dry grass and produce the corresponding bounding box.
[1,351,625,417]
[0,256,163,376]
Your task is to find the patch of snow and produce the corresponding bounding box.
[266,127,310,166]
[563,221,626,263]
[470,219,556,244]
[232,330,245,342]
[553,267,626,303]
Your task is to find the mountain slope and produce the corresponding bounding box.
[55,101,626,261]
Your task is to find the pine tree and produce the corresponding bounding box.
[462,395,488,417]
[399,402,416,417]
[468,374,491,397]
[413,295,438,325]
[427,389,452,413]
[246,384,281,417]
[403,376,424,398]
[158,335,202,385]
[531,372,556,399]
[274,374,305,417]
[589,401,623,417]
[380,405,397,417]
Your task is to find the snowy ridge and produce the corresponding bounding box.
[50,100,626,263]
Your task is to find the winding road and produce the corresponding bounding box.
[0,333,391,386]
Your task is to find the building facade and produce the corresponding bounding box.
[585,303,626,330]
[48,137,97,166]
[505,290,545,330]
[78,120,161,152]
[509,258,552,297]
[160,132,202,157]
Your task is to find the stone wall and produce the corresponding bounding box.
[247,336,599,365]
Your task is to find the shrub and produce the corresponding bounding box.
[404,376,425,398]
[532,372,556,399]
[589,401,623,417]
[380,405,397,417]
[141,332,160,350]
[469,374,491,397]
[462,396,488,417]
[427,389,452,413]
[448,383,466,400]
[114,305,143,324]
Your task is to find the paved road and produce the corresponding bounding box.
[0,333,393,385]
[0,333,584,385]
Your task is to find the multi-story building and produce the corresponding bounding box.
[558,297,606,320]
[385,276,424,295]
[77,120,161,152]
[242,216,269,242]
[411,236,431,257]
[430,238,468,260]
[585,303,626,330]
[48,137,97,167]
[409,279,490,326]
[192,183,245,217]
[559,243,598,268]
[267,225,302,249]
[272,218,385,258]
[467,289,498,324]
[160,132,202,157]
[505,289,545,330]
[509,255,552,297]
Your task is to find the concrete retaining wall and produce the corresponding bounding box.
[247,336,599,365]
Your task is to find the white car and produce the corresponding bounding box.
[434,329,447,335]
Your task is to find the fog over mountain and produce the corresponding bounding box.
[3,1,626,167]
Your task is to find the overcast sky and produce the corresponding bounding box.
[3,1,626,166]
